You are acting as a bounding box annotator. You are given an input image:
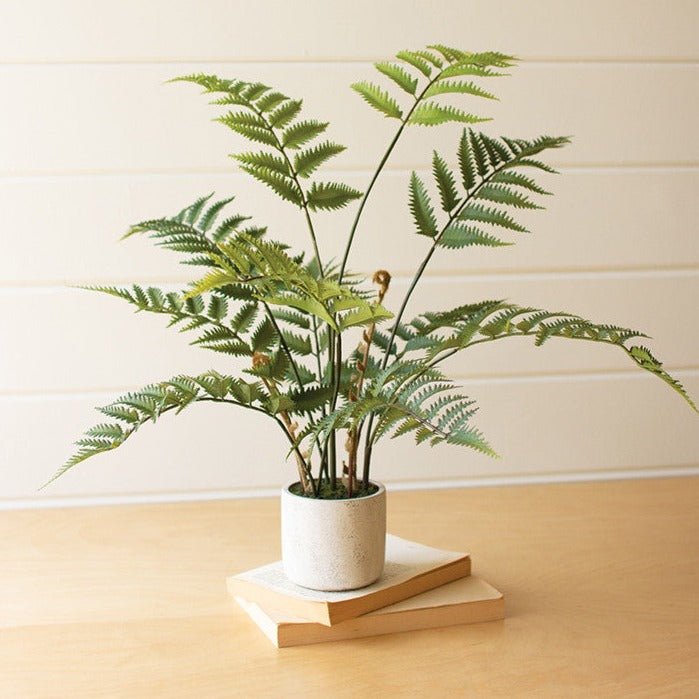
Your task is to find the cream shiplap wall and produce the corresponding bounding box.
[1,0,697,507]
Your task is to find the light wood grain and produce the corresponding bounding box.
[1,477,698,697]
[1,0,696,62]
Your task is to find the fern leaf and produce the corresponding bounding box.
[179,193,214,225]
[439,223,510,249]
[206,295,228,321]
[432,152,460,212]
[509,158,559,174]
[306,181,362,211]
[287,384,334,413]
[198,197,235,232]
[187,269,239,297]
[457,203,528,232]
[217,112,277,146]
[490,170,552,195]
[375,62,418,95]
[395,50,432,77]
[339,303,394,331]
[270,308,311,329]
[468,130,491,178]
[232,151,291,177]
[294,141,346,178]
[350,82,403,119]
[442,65,506,82]
[231,302,258,334]
[280,329,313,356]
[199,340,251,356]
[456,129,478,191]
[251,318,277,352]
[238,164,303,206]
[409,172,438,238]
[281,120,329,149]
[424,80,497,100]
[268,99,303,129]
[428,44,467,62]
[627,346,698,412]
[475,184,542,209]
[265,294,337,330]
[408,103,487,127]
[254,91,288,112]
[240,82,270,102]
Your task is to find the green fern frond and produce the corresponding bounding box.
[409,172,438,238]
[423,80,497,100]
[457,203,529,232]
[294,142,346,178]
[217,111,277,146]
[268,99,303,128]
[438,223,510,249]
[475,184,542,209]
[408,103,487,126]
[46,371,266,487]
[626,346,697,412]
[407,301,694,412]
[432,152,460,212]
[306,181,362,211]
[375,62,418,95]
[309,362,494,457]
[350,82,403,119]
[490,170,552,195]
[281,120,329,149]
[395,50,433,77]
[279,329,313,356]
[232,151,291,177]
[238,163,303,205]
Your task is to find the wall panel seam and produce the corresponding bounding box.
[3,163,699,179]
[1,59,697,68]
[2,268,697,293]
[2,368,697,401]
[2,466,697,511]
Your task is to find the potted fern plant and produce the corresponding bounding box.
[49,46,696,591]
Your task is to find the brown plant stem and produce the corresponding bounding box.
[344,271,391,496]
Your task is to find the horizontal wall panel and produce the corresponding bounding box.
[1,274,696,394]
[2,169,697,286]
[1,63,697,176]
[1,1,697,63]
[3,371,697,502]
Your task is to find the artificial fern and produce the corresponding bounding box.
[53,43,696,497]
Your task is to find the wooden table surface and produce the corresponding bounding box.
[2,477,698,698]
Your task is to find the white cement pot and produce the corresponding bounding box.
[281,482,386,591]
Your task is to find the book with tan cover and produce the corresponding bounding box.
[235,575,504,647]
[226,535,471,626]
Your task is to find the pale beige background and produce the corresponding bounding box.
[1,0,697,506]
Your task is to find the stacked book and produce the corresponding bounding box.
[228,535,504,647]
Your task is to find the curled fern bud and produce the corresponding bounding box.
[252,351,271,369]
[372,269,392,289]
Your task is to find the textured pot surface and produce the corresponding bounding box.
[281,482,386,591]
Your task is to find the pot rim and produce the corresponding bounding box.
[283,480,385,502]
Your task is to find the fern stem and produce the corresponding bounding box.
[245,102,325,276]
[263,302,303,388]
[335,71,445,488]
[338,72,443,282]
[361,157,518,484]
[337,123,405,281]
[427,332,632,369]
